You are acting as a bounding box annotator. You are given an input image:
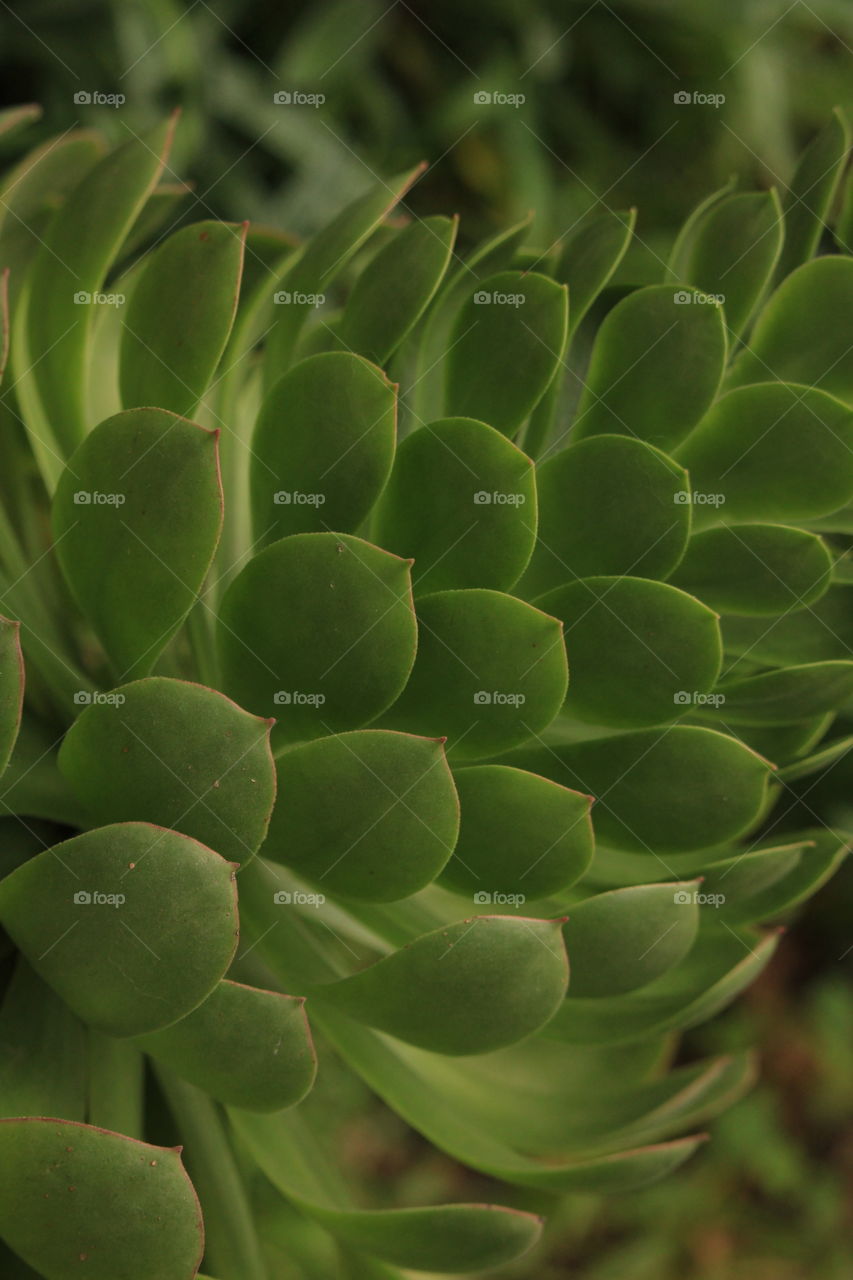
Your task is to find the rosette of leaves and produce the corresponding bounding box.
[0,103,849,1279]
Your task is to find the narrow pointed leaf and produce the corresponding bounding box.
[136,980,316,1112]
[670,523,833,615]
[266,730,459,901]
[556,208,636,335]
[445,270,568,436]
[538,576,721,728]
[218,533,416,743]
[311,915,568,1054]
[375,417,537,593]
[775,107,850,281]
[667,176,738,280]
[0,822,238,1037]
[572,283,727,450]
[381,588,568,760]
[0,1118,203,1280]
[712,828,849,923]
[251,352,396,541]
[120,220,247,416]
[52,408,223,680]
[439,764,593,899]
[58,677,275,865]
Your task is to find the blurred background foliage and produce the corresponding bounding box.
[1,0,851,1276]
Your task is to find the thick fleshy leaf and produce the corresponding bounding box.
[556,209,636,335]
[58,677,275,865]
[508,727,771,853]
[0,1118,203,1280]
[218,532,416,743]
[0,617,23,777]
[718,661,853,724]
[670,524,833,615]
[0,104,40,139]
[266,730,458,901]
[564,883,700,997]
[709,829,849,924]
[444,270,568,436]
[52,408,223,680]
[727,257,853,405]
[777,734,853,782]
[775,107,850,281]
[340,215,457,364]
[120,220,247,416]
[519,435,691,595]
[251,352,396,541]
[677,383,853,525]
[380,588,568,760]
[572,283,727,450]
[439,764,593,899]
[136,980,315,1112]
[673,190,784,335]
[375,417,536,593]
[24,116,177,453]
[0,823,238,1037]
[538,576,721,728]
[310,915,568,1054]
[234,1108,541,1275]
[722,585,853,667]
[264,164,425,382]
[667,177,737,280]
[0,959,87,1121]
[118,183,194,263]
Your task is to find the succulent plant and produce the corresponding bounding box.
[0,102,850,1279]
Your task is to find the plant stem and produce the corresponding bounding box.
[87,1032,144,1138]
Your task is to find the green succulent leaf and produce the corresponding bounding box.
[119,220,247,417]
[564,883,700,997]
[667,176,738,280]
[135,979,316,1112]
[0,618,23,777]
[538,576,721,728]
[727,257,853,405]
[0,1118,203,1280]
[439,764,593,898]
[556,208,636,336]
[717,661,853,724]
[265,164,425,380]
[677,383,853,525]
[52,408,223,680]
[266,730,459,901]
[23,116,178,454]
[381,588,568,760]
[310,915,568,1054]
[0,822,238,1037]
[58,677,276,865]
[251,352,396,541]
[670,523,833,615]
[572,283,727,450]
[672,190,784,335]
[444,270,568,436]
[775,107,851,281]
[508,727,771,853]
[218,532,416,743]
[375,417,537,593]
[340,215,458,364]
[519,435,691,595]
[0,103,40,138]
[710,829,849,924]
[0,959,87,1121]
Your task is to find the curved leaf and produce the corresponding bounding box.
[718,661,853,724]
[775,106,850,281]
[556,208,636,335]
[0,618,23,777]
[670,523,833,615]
[0,959,87,1121]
